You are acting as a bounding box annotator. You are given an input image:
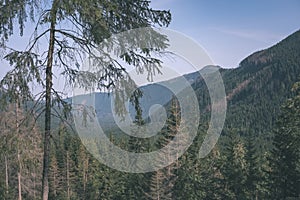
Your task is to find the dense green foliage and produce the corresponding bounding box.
[269,82,300,199]
[0,3,299,198]
[0,0,172,199]
[1,79,299,199]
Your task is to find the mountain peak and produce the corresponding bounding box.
[240,29,300,67]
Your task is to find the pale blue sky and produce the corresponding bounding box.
[151,0,300,68]
[1,1,300,91]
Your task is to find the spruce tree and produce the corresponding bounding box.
[221,129,248,199]
[0,1,171,199]
[270,82,300,199]
[0,103,42,200]
[147,97,184,199]
[125,90,151,199]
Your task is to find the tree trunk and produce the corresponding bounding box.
[18,151,22,200]
[53,168,56,197]
[16,96,22,200]
[33,166,36,200]
[156,173,160,200]
[67,151,70,200]
[42,2,57,199]
[5,155,8,196]
[83,156,89,196]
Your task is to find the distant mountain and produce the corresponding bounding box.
[78,29,300,136]
[92,68,202,131]
[94,84,173,131]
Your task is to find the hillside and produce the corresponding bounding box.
[1,29,299,200]
[219,29,300,135]
[93,30,300,137]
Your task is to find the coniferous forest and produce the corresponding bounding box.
[0,1,300,200]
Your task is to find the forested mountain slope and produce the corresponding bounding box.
[91,29,300,136]
[1,29,299,200]
[194,29,300,135]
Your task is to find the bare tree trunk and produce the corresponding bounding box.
[16,96,22,200]
[18,151,22,200]
[83,170,86,194]
[83,157,89,196]
[42,2,57,199]
[33,167,36,200]
[53,170,56,197]
[5,155,8,195]
[156,173,160,200]
[67,151,70,200]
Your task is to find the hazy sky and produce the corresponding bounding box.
[0,1,300,92]
[151,0,300,68]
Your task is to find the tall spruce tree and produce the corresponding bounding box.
[147,97,183,199]
[221,129,248,199]
[270,81,300,199]
[0,103,42,200]
[244,133,271,199]
[0,1,171,199]
[125,90,151,199]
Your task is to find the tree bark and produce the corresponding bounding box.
[33,167,36,200]
[16,96,22,200]
[5,155,8,196]
[67,151,70,200]
[156,173,160,200]
[42,2,57,199]
[18,152,22,200]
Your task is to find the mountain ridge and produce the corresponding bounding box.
[219,29,300,134]
[70,29,300,136]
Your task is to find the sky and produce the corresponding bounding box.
[0,0,300,93]
[150,0,300,68]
